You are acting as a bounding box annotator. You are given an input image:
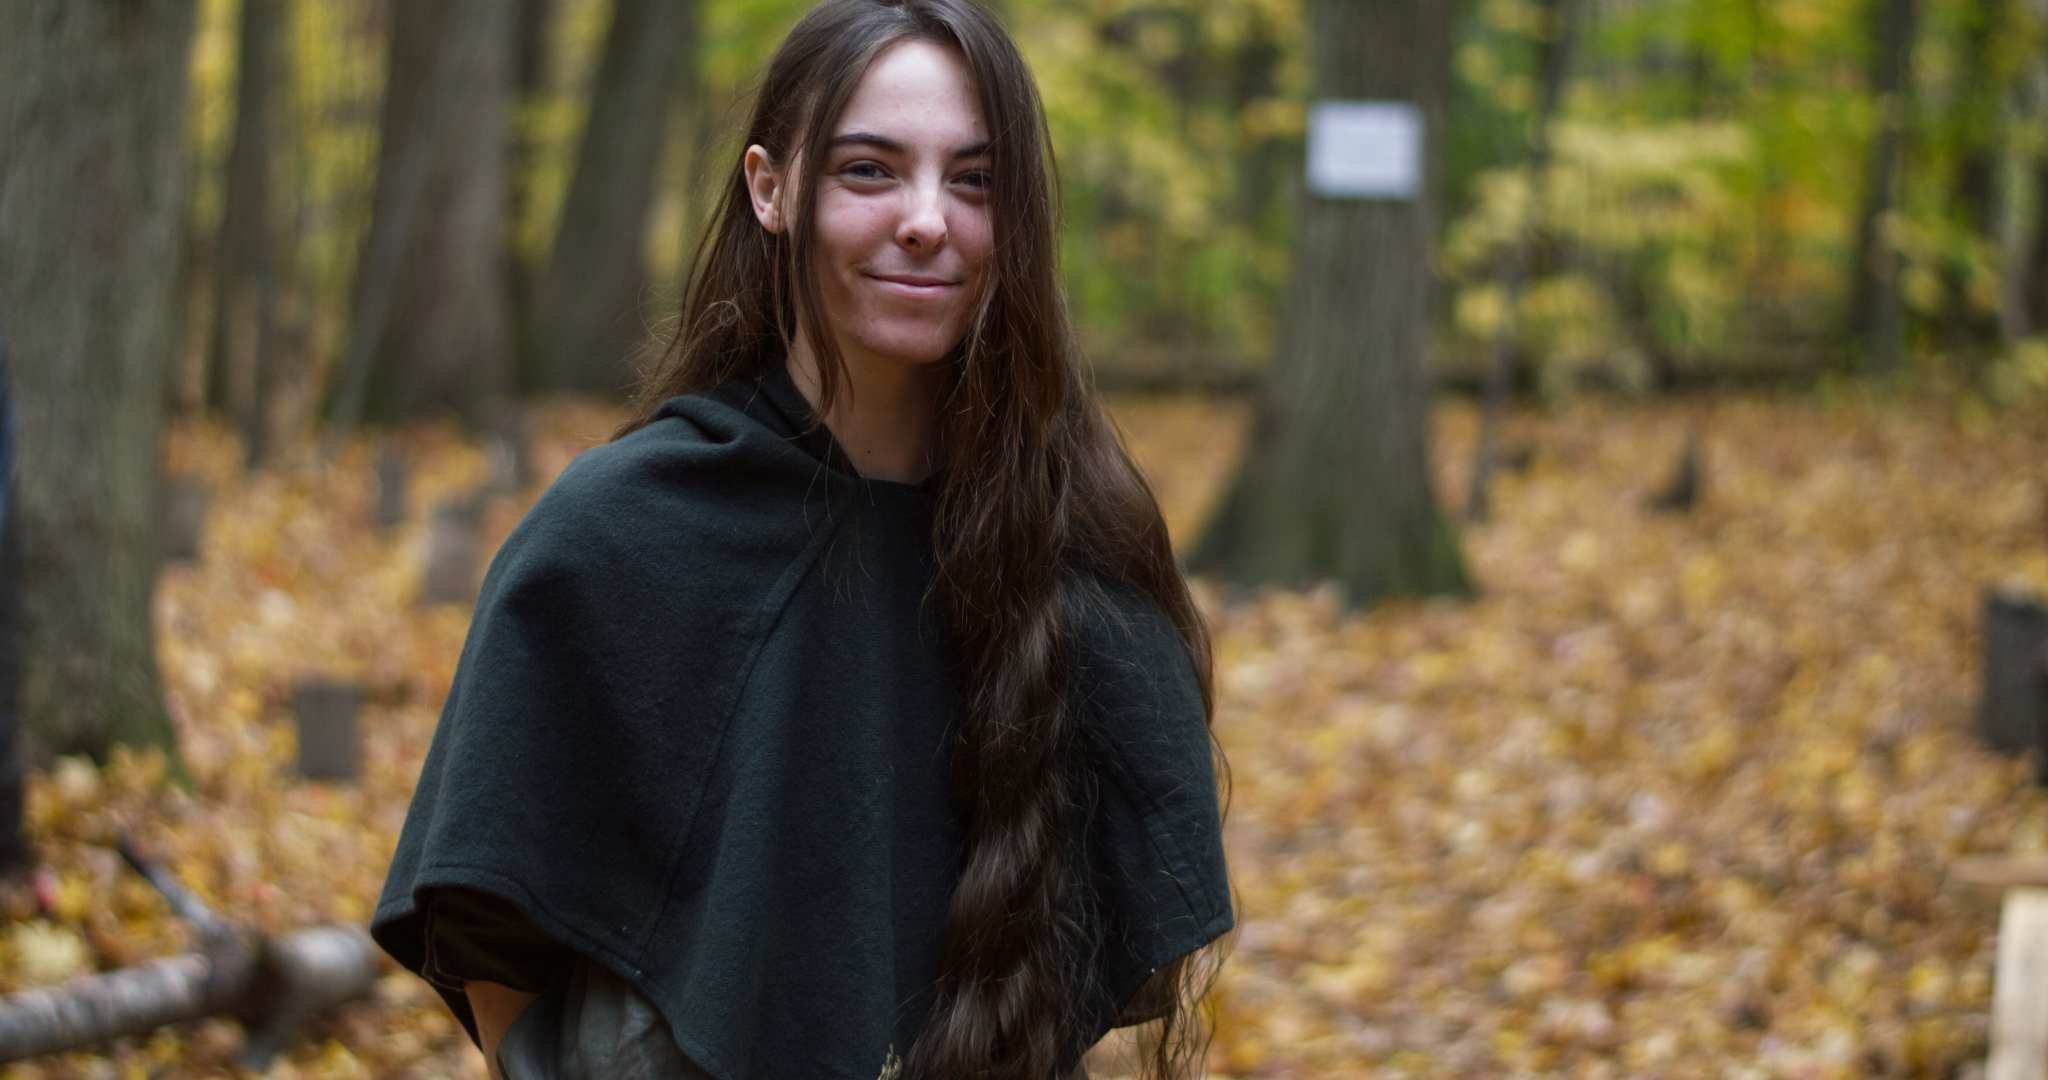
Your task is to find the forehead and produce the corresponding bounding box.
[835,39,987,145]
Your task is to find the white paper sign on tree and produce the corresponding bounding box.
[1306,101,1424,200]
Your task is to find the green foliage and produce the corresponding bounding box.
[1445,0,2048,394]
[178,0,2048,402]
[1011,0,1304,380]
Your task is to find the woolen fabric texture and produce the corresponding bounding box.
[372,366,1232,1080]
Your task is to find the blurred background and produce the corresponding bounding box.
[2,0,2048,1077]
[148,0,2048,415]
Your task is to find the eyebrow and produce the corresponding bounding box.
[825,132,991,159]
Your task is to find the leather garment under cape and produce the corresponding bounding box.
[372,375,1233,1080]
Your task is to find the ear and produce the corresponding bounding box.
[744,145,787,235]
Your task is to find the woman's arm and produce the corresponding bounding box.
[467,981,539,1080]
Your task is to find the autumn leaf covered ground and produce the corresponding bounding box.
[3,390,2048,1080]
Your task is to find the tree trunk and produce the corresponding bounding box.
[0,351,22,871]
[210,0,281,466]
[515,0,557,95]
[539,0,698,396]
[0,0,195,761]
[507,0,558,393]
[2027,158,2048,334]
[1467,0,1576,524]
[1191,0,1469,603]
[330,0,517,433]
[1849,0,1915,376]
[1999,0,2048,341]
[1943,0,2001,350]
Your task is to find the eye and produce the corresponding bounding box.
[841,160,890,182]
[954,169,993,193]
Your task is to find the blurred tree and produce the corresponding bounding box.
[1192,0,1469,603]
[2000,0,2048,339]
[539,0,700,396]
[1467,0,1576,524]
[329,0,518,433]
[0,334,22,872]
[1016,0,1300,384]
[172,0,2048,404]
[210,0,283,466]
[509,0,560,391]
[0,0,194,762]
[518,0,561,95]
[1850,0,1917,375]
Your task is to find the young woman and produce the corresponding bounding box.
[372,2,1231,1078]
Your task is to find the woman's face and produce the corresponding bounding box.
[746,40,995,369]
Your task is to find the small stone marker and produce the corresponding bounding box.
[161,478,207,563]
[1647,435,1703,513]
[1980,589,2048,757]
[294,680,361,781]
[483,404,532,495]
[375,446,408,530]
[418,497,483,606]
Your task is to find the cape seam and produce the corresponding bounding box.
[626,480,860,965]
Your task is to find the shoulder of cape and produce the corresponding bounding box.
[1064,577,1233,974]
[1065,579,1209,752]
[484,392,845,590]
[1067,580,1196,690]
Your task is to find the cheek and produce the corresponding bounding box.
[814,192,896,265]
[955,208,995,279]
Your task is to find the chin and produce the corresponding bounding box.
[850,324,969,366]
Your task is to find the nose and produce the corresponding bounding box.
[897,174,949,253]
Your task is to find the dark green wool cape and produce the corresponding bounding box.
[373,370,1232,1080]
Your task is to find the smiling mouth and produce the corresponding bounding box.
[867,273,961,291]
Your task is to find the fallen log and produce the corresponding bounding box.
[0,842,379,1067]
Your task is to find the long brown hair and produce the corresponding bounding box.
[617,2,1220,1076]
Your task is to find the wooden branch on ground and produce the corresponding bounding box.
[0,843,379,1067]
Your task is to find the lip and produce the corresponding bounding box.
[866,272,961,298]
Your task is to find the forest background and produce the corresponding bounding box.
[8,0,2048,1077]
[174,0,2048,428]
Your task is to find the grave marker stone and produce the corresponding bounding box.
[1982,589,2048,756]
[161,479,208,564]
[294,680,361,781]
[375,446,407,530]
[418,497,483,606]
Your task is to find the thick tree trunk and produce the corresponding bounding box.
[539,0,698,396]
[330,0,517,432]
[1849,0,1915,376]
[0,0,194,761]
[210,0,281,466]
[1191,0,1469,602]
